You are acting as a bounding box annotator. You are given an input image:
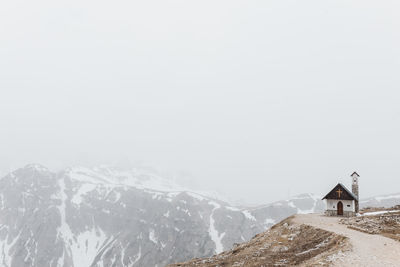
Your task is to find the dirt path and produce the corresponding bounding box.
[294,214,400,267]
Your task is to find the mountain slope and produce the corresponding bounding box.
[0,165,398,267]
[167,216,349,267]
[360,193,400,209]
[0,165,275,267]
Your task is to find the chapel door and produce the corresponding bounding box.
[337,201,343,215]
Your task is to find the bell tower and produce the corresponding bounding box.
[351,172,360,213]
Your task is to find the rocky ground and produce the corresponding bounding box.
[340,210,400,242]
[167,216,349,267]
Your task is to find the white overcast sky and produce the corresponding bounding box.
[1,0,400,204]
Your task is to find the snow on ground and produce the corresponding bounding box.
[149,229,158,244]
[285,194,321,214]
[225,206,240,211]
[185,192,206,201]
[70,227,107,267]
[264,218,276,225]
[57,177,108,267]
[57,178,74,244]
[297,200,319,214]
[208,202,225,254]
[360,193,400,207]
[96,237,119,267]
[0,229,22,267]
[69,166,187,193]
[290,193,322,201]
[71,184,97,205]
[362,210,400,216]
[374,194,400,201]
[68,166,232,206]
[242,210,257,221]
[25,164,49,172]
[131,246,142,265]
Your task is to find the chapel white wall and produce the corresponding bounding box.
[325,199,355,212]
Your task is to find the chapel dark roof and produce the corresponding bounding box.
[322,183,358,201]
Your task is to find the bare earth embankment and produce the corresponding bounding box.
[167,216,348,267]
[169,213,400,267]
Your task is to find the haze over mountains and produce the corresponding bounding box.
[0,164,398,267]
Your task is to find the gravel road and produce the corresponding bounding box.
[294,214,400,267]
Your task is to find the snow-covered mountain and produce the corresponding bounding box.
[360,193,400,208]
[1,164,396,267]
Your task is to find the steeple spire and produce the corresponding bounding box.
[351,172,360,213]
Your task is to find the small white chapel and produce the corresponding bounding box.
[322,172,360,217]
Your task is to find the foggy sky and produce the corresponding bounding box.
[1,0,400,204]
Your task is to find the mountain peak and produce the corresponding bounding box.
[23,163,50,172]
[10,163,52,176]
